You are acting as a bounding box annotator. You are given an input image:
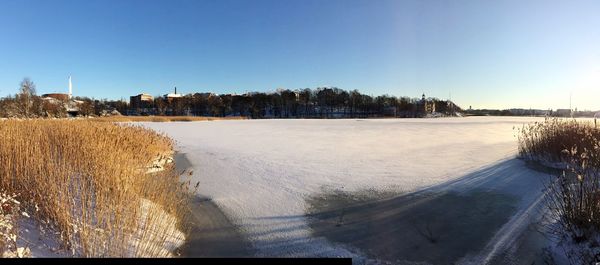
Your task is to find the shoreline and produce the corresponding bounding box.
[174,152,253,257]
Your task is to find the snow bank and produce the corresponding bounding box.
[142,116,543,258]
[17,218,68,258]
[1,191,68,258]
[127,199,186,257]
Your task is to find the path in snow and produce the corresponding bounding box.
[142,117,544,260]
[308,158,551,264]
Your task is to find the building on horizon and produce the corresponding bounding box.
[417,93,436,115]
[164,87,183,102]
[41,93,70,102]
[41,76,81,116]
[130,93,154,108]
[129,93,154,115]
[555,109,572,117]
[508,108,550,116]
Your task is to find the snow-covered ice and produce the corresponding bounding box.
[142,116,544,258]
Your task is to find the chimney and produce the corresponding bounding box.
[69,76,72,99]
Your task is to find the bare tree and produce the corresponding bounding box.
[154,97,167,115]
[18,78,37,117]
[77,98,95,116]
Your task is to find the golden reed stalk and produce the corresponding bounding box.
[0,120,192,257]
[93,116,246,122]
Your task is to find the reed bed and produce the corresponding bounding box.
[93,116,246,123]
[518,117,600,262]
[0,120,193,257]
[518,117,600,166]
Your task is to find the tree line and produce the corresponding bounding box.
[0,78,462,118]
[134,87,462,118]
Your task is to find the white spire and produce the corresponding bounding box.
[68,76,72,99]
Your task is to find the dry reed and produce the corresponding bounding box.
[517,117,600,166]
[0,119,193,257]
[518,117,600,263]
[93,116,246,123]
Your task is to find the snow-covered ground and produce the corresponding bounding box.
[142,116,544,259]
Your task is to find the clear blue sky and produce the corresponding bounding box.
[0,0,598,110]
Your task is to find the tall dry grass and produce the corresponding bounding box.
[518,118,600,263]
[518,117,600,166]
[0,120,193,257]
[93,116,246,123]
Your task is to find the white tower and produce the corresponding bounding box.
[68,76,72,99]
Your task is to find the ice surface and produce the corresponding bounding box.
[142,117,544,258]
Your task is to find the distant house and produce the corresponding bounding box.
[194,92,217,98]
[417,93,436,115]
[42,77,81,116]
[164,87,183,103]
[130,93,154,109]
[129,93,154,115]
[42,93,70,102]
[555,109,572,117]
